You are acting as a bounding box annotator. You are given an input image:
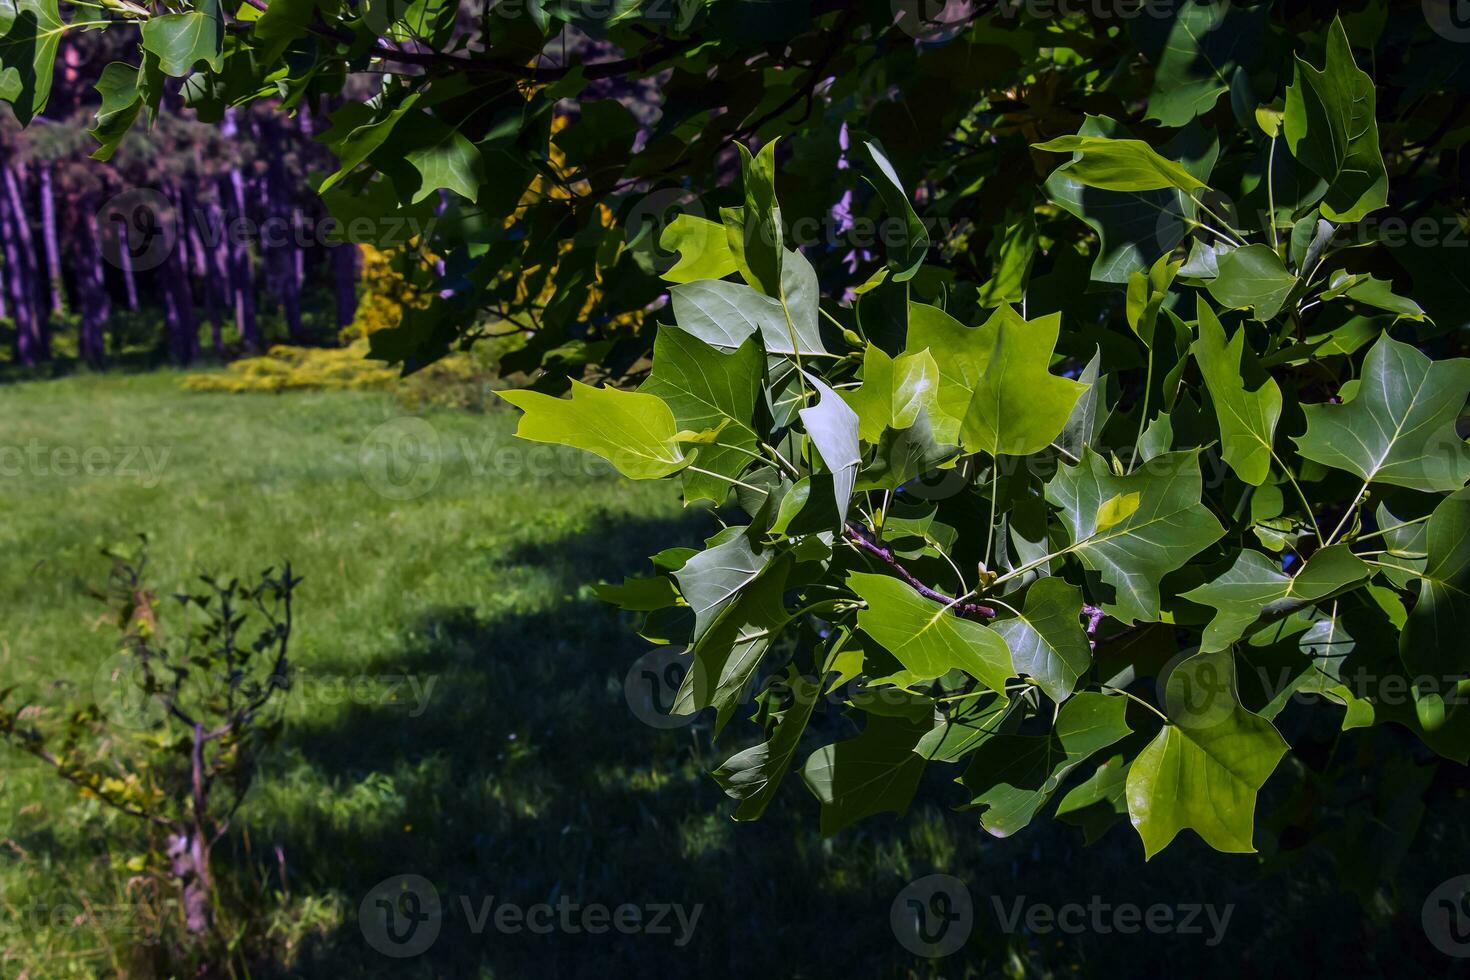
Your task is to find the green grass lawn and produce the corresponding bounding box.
[1,372,1464,978]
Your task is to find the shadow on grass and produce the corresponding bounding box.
[231,512,1466,980]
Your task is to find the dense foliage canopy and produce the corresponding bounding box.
[9,0,1469,858]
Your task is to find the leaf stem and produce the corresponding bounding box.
[1270,448,1323,547]
[687,465,769,496]
[1101,685,1169,724]
[1326,480,1370,545]
[1352,514,1431,544]
[1127,345,1154,474]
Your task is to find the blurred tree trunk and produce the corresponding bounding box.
[1,165,46,364]
[164,187,198,365]
[181,184,224,356]
[79,209,110,368]
[226,171,259,351]
[38,163,65,315]
[332,243,358,331]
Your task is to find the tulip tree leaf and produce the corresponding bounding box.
[1205,244,1297,321]
[714,671,821,820]
[842,345,940,443]
[0,0,63,124]
[660,215,737,284]
[1181,546,1369,652]
[497,381,690,480]
[1126,650,1289,859]
[674,555,791,735]
[1033,135,1209,194]
[1401,489,1470,681]
[1283,16,1388,223]
[1293,334,1470,492]
[141,3,223,78]
[88,62,142,162]
[673,529,770,643]
[669,273,824,357]
[1191,296,1281,485]
[799,376,861,525]
[962,692,1130,837]
[1045,449,1225,624]
[1042,116,1217,284]
[801,709,929,836]
[863,140,929,281]
[1134,0,1264,127]
[848,571,1014,694]
[961,307,1088,458]
[992,577,1093,702]
[641,329,762,504]
[732,138,783,296]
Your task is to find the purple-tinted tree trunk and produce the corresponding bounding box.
[226,171,260,351]
[38,163,65,315]
[1,165,47,364]
[332,243,359,331]
[180,185,224,357]
[79,209,110,368]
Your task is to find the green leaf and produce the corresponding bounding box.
[0,0,63,124]
[1181,546,1369,651]
[1126,650,1288,858]
[962,692,1130,837]
[714,670,821,820]
[1045,449,1225,624]
[915,691,1011,764]
[674,555,790,735]
[640,329,762,504]
[1032,134,1209,194]
[1191,296,1281,485]
[863,140,929,281]
[317,96,422,194]
[975,205,1036,307]
[660,214,737,284]
[141,3,223,77]
[1283,16,1388,222]
[1401,489,1470,682]
[1293,334,1470,492]
[732,139,782,296]
[400,115,484,203]
[801,709,929,836]
[856,411,960,493]
[1125,252,1180,348]
[992,577,1093,702]
[841,345,940,443]
[799,376,861,525]
[848,571,1014,694]
[496,381,689,480]
[1322,272,1427,322]
[960,306,1088,458]
[673,529,770,643]
[1043,117,1218,284]
[1205,244,1297,321]
[1135,0,1264,127]
[668,276,824,357]
[88,62,142,162]
[1056,753,1131,844]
